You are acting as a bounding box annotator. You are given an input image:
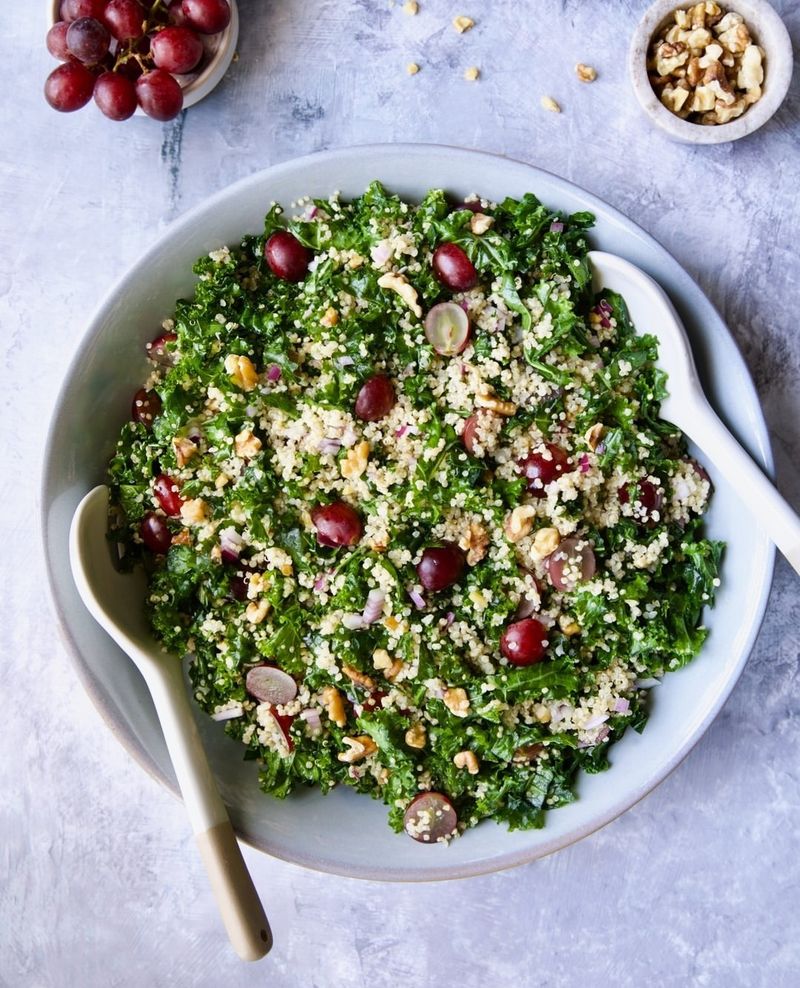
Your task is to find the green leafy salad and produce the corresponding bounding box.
[109,182,723,844]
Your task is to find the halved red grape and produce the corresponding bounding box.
[61,0,108,21]
[145,330,179,364]
[66,17,110,63]
[355,374,396,422]
[153,474,184,517]
[451,200,483,214]
[546,537,596,592]
[47,22,71,60]
[229,572,250,601]
[417,543,466,592]
[245,666,298,706]
[432,243,478,292]
[167,0,188,24]
[136,69,184,120]
[518,443,572,497]
[103,0,144,40]
[311,502,363,548]
[140,512,171,554]
[44,61,96,111]
[94,71,137,119]
[619,478,663,526]
[151,25,204,74]
[500,617,549,666]
[462,410,495,457]
[131,387,162,428]
[404,792,458,843]
[424,302,470,356]
[181,0,231,34]
[257,704,295,752]
[264,231,310,282]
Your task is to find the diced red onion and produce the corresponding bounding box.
[550,702,571,725]
[219,527,244,564]
[318,437,342,455]
[211,703,244,722]
[595,725,610,744]
[549,221,564,233]
[635,677,661,689]
[458,299,469,313]
[342,612,366,631]
[395,424,409,438]
[583,712,609,731]
[299,708,323,732]
[408,588,426,610]
[598,299,612,317]
[444,611,455,628]
[266,364,282,382]
[600,316,612,329]
[371,243,391,265]
[579,453,590,474]
[596,441,606,454]
[337,355,355,367]
[614,697,630,714]
[313,572,329,592]
[362,588,386,625]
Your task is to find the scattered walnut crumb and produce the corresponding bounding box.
[407,62,420,75]
[464,66,480,81]
[402,0,418,14]
[453,15,474,33]
[540,95,561,113]
[576,63,597,82]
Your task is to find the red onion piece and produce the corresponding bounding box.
[299,708,323,732]
[318,437,342,455]
[362,589,385,625]
[313,572,329,592]
[395,424,409,438]
[266,364,282,382]
[371,243,391,265]
[614,697,630,714]
[219,527,244,564]
[579,453,590,474]
[549,221,564,233]
[408,588,426,610]
[444,611,455,627]
[342,613,366,631]
[211,703,244,722]
[583,712,609,731]
[337,355,355,367]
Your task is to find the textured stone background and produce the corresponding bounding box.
[2,1,799,985]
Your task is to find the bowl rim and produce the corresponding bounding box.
[41,143,776,882]
[47,0,239,110]
[628,0,793,144]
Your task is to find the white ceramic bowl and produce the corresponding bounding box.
[48,0,239,111]
[629,0,793,144]
[42,145,775,881]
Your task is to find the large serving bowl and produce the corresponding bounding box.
[42,145,774,881]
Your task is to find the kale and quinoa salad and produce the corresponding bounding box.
[109,182,723,844]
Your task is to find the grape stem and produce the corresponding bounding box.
[111,0,170,75]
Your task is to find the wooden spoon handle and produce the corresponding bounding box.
[143,659,271,961]
[196,822,272,961]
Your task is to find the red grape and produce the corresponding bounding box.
[432,243,478,292]
[424,302,470,356]
[354,375,396,422]
[145,331,179,364]
[47,22,71,60]
[245,666,298,706]
[151,25,204,74]
[66,17,110,64]
[94,71,137,119]
[44,62,96,111]
[131,387,162,428]
[61,0,108,21]
[167,0,188,25]
[140,513,171,554]
[103,0,144,41]
[136,69,184,120]
[153,474,184,517]
[500,617,549,666]
[546,537,596,592]
[404,792,458,843]
[311,502,363,548]
[518,443,572,497]
[264,231,311,282]
[417,544,466,592]
[619,479,663,525]
[462,410,494,456]
[181,0,231,34]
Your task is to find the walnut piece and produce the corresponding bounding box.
[172,436,197,467]
[234,427,262,460]
[340,440,370,480]
[504,505,537,543]
[405,723,427,749]
[341,663,376,691]
[575,63,597,83]
[453,750,480,775]
[377,272,422,318]
[460,521,489,565]
[453,15,474,33]
[443,687,470,717]
[338,735,378,764]
[224,354,259,391]
[321,685,347,728]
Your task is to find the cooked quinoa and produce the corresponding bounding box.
[108,183,723,843]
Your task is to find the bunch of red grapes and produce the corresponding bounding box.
[45,0,231,122]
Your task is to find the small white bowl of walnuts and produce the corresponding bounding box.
[629,0,792,144]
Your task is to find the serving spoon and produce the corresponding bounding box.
[589,250,800,576]
[69,485,271,962]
